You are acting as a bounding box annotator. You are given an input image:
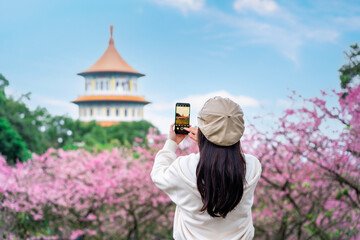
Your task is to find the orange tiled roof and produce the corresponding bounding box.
[83,121,119,127]
[97,121,119,127]
[78,26,144,76]
[72,95,149,104]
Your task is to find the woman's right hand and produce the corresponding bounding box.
[184,126,198,142]
[169,123,187,145]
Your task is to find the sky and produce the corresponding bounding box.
[1,0,359,133]
[176,106,190,117]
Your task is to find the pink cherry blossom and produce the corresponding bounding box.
[0,86,359,239]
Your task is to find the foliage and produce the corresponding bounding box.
[0,73,9,106]
[0,74,31,164]
[1,43,359,239]
[246,86,360,239]
[1,95,155,154]
[2,96,51,153]
[0,85,359,239]
[0,73,156,161]
[0,117,30,165]
[106,121,156,147]
[339,43,360,90]
[0,130,197,239]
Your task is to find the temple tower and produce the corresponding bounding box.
[72,26,149,127]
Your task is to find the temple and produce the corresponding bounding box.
[72,26,149,127]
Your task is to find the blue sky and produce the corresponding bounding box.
[1,0,359,133]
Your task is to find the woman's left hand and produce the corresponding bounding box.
[169,123,187,145]
[184,126,198,142]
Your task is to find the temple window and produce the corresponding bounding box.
[133,80,137,92]
[106,107,110,116]
[85,80,90,91]
[90,108,93,116]
[116,108,119,116]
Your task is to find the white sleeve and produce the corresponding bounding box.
[151,139,181,203]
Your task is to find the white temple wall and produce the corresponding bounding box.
[78,103,145,122]
[84,74,139,96]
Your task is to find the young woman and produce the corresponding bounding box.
[151,96,262,240]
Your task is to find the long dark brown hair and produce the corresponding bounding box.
[196,129,247,218]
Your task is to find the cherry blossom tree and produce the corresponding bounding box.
[246,86,360,239]
[0,140,173,239]
[0,86,358,239]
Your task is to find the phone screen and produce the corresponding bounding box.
[175,103,190,134]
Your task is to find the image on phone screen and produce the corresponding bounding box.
[175,103,190,134]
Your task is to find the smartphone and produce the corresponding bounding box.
[175,103,190,134]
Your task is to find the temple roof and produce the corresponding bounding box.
[97,121,121,127]
[78,26,144,76]
[72,95,149,104]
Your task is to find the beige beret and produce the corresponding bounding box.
[197,96,245,146]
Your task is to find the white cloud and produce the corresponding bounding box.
[201,8,339,64]
[150,0,205,12]
[144,107,173,134]
[144,90,259,133]
[276,99,292,108]
[32,94,78,118]
[303,28,339,43]
[348,75,360,88]
[5,88,78,118]
[147,0,340,63]
[334,16,360,31]
[179,90,260,111]
[233,0,279,15]
[149,102,174,111]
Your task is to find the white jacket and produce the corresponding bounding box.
[151,139,262,240]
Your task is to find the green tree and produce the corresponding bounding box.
[3,98,51,153]
[339,43,360,90]
[0,73,157,153]
[0,117,31,164]
[0,73,9,108]
[106,120,155,146]
[0,73,70,153]
[0,74,31,164]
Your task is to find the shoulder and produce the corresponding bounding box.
[177,153,199,187]
[244,153,262,184]
[244,153,261,167]
[177,153,200,169]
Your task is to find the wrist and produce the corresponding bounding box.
[169,136,176,143]
[165,139,179,152]
[168,138,178,145]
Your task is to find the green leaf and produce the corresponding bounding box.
[334,229,341,236]
[305,224,315,235]
[325,209,334,217]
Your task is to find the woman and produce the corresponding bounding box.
[151,96,262,240]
